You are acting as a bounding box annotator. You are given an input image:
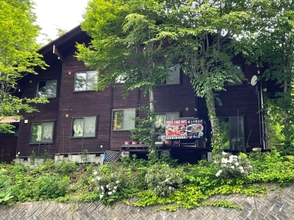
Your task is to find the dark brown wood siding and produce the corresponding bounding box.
[57,50,113,154]
[17,60,62,157]
[110,86,139,150]
[13,33,263,157]
[0,136,17,163]
[216,63,261,148]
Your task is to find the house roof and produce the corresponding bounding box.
[37,25,90,63]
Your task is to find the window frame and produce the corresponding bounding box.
[74,70,98,92]
[159,64,181,85]
[36,79,57,98]
[219,115,245,151]
[166,64,181,85]
[112,109,136,131]
[71,116,97,138]
[30,122,54,143]
[154,112,179,142]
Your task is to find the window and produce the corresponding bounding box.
[31,122,54,143]
[72,116,97,137]
[74,71,98,91]
[166,64,180,84]
[112,109,136,130]
[36,80,57,98]
[219,116,245,151]
[154,112,179,134]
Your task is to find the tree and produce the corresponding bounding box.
[161,0,249,151]
[245,0,294,151]
[77,0,176,153]
[78,0,253,153]
[0,0,47,133]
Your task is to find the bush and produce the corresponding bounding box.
[32,174,70,200]
[145,163,184,196]
[92,163,137,205]
[214,152,252,179]
[0,174,13,205]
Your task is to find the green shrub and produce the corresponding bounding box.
[145,163,184,196]
[32,174,70,200]
[214,152,252,178]
[54,161,79,175]
[92,163,137,205]
[0,175,13,205]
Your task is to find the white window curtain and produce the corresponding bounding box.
[73,118,84,137]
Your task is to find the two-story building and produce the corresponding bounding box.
[0,26,265,163]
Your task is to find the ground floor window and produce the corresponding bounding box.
[154,112,179,141]
[72,116,97,137]
[112,109,136,130]
[31,122,54,143]
[219,116,245,151]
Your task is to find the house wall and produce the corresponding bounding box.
[57,50,113,154]
[17,61,63,157]
[217,63,261,149]
[13,34,262,158]
[57,50,198,152]
[0,136,17,163]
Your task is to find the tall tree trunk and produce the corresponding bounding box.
[148,86,158,161]
[205,89,222,153]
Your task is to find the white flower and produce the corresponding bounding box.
[94,171,98,175]
[100,186,104,190]
[106,184,109,189]
[96,176,101,181]
[100,194,103,199]
[116,180,120,184]
[221,158,228,164]
[108,191,112,195]
[222,151,228,155]
[231,166,235,169]
[112,190,116,193]
[114,186,117,190]
[216,170,223,177]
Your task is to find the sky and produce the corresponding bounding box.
[33,0,89,44]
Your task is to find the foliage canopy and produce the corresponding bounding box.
[0,0,47,133]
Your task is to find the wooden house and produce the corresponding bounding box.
[0,26,265,163]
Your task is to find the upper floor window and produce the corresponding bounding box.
[31,122,54,143]
[166,64,180,85]
[72,116,97,137]
[36,80,57,98]
[74,71,98,91]
[112,109,136,130]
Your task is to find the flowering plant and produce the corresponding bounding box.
[214,151,253,178]
[145,163,184,196]
[93,171,121,200]
[92,165,131,204]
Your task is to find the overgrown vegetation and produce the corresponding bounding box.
[1,149,294,211]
